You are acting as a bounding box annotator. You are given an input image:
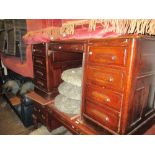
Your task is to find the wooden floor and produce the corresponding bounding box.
[0,96,32,135]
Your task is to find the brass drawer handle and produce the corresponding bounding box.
[34,107,37,111]
[36,70,44,76]
[111,55,117,61]
[32,114,37,119]
[37,81,44,87]
[75,120,80,124]
[89,51,93,55]
[92,91,110,103]
[103,115,109,122]
[58,46,62,49]
[41,114,45,120]
[33,49,42,54]
[105,116,109,122]
[35,60,43,65]
[109,77,114,82]
[102,94,111,102]
[105,97,110,102]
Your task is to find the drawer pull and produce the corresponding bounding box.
[42,114,45,120]
[75,120,80,124]
[33,49,42,54]
[109,77,114,82]
[105,116,109,122]
[37,81,44,87]
[71,125,75,129]
[38,109,41,112]
[106,98,111,102]
[36,70,44,76]
[111,55,117,61]
[58,46,62,49]
[35,60,43,65]
[92,91,110,103]
[34,107,37,111]
[89,51,93,55]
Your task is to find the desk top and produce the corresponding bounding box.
[26,91,53,106]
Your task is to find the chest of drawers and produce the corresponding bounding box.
[81,36,155,134]
[31,35,155,135]
[32,42,83,99]
[26,91,56,131]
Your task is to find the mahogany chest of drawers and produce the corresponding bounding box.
[32,42,83,99]
[81,35,155,134]
[31,35,155,135]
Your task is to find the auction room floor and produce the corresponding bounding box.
[0,96,32,135]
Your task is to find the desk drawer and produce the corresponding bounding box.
[34,78,47,91]
[85,84,123,112]
[33,106,46,124]
[84,100,119,132]
[34,66,47,80]
[86,66,124,92]
[88,46,127,66]
[33,43,46,56]
[52,51,83,63]
[50,43,84,52]
[33,56,46,68]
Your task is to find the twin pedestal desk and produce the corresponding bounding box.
[27,35,155,135]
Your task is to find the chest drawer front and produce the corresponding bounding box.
[86,66,124,92]
[34,78,47,90]
[50,43,84,52]
[89,39,128,47]
[85,84,123,112]
[88,46,127,66]
[34,66,47,80]
[33,44,46,56]
[84,101,119,132]
[33,104,46,124]
[52,51,83,63]
[33,56,46,68]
